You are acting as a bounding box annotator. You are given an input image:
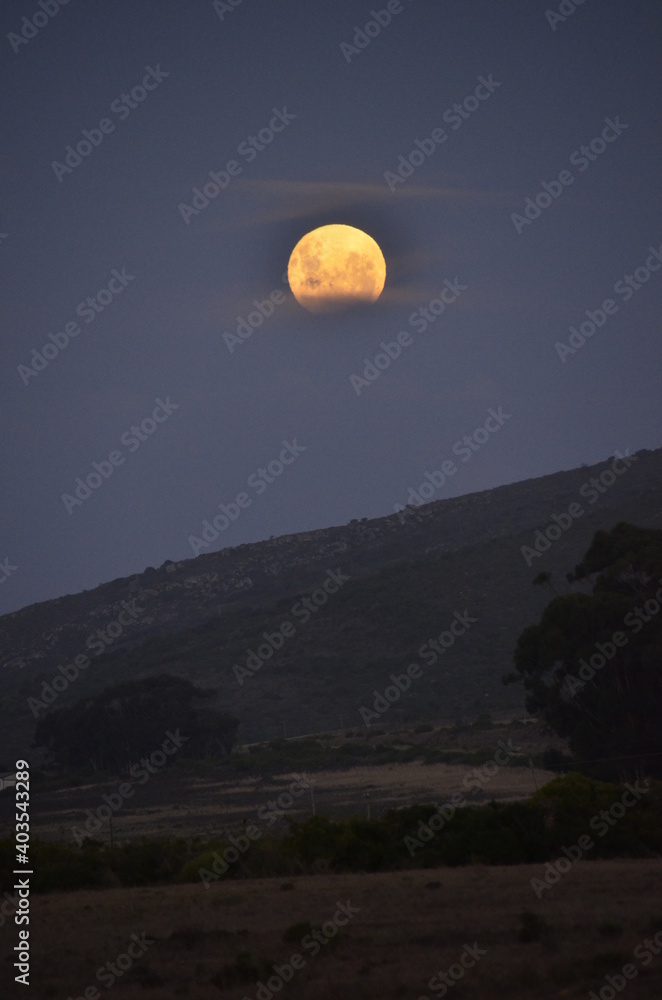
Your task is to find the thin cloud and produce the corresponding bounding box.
[224,178,512,229]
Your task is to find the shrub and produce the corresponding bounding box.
[211,951,271,988]
[283,920,312,943]
[598,921,623,938]
[518,910,549,942]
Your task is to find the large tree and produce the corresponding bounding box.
[505,522,662,781]
[34,674,238,772]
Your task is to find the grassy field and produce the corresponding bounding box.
[24,757,556,844]
[2,722,561,845]
[3,860,662,998]
[2,724,660,996]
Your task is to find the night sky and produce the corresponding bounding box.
[2,0,661,615]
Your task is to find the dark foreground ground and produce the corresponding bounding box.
[2,859,661,998]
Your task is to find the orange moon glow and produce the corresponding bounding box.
[287,224,386,314]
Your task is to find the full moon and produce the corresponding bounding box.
[288,224,386,314]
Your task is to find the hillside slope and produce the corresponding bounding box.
[2,448,661,761]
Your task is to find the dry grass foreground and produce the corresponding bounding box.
[2,859,662,998]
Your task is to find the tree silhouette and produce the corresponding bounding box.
[34,674,238,772]
[532,571,558,597]
[505,523,662,781]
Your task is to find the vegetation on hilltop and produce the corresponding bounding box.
[506,523,662,781]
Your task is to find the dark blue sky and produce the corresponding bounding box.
[2,0,661,614]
